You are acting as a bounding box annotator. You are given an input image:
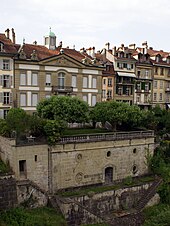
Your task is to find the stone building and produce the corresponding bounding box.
[0,131,154,193]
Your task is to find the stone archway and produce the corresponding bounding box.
[105,167,113,184]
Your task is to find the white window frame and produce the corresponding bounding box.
[92,77,97,88]
[72,75,77,88]
[83,95,88,102]
[32,73,38,86]
[32,93,38,106]
[3,60,10,70]
[108,78,112,87]
[92,95,97,106]
[83,77,88,88]
[20,73,26,86]
[20,93,26,106]
[45,73,51,86]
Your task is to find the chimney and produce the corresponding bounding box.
[33,41,37,45]
[5,28,10,39]
[129,43,136,49]
[86,47,92,56]
[11,28,16,44]
[105,42,110,50]
[121,44,124,51]
[58,41,62,48]
[91,47,95,58]
[142,41,148,49]
[112,46,116,56]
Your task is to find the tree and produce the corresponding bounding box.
[37,96,90,123]
[6,108,30,137]
[90,101,144,130]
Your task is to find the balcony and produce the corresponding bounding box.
[52,86,73,94]
[165,87,170,92]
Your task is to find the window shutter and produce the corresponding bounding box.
[0,60,2,70]
[10,59,13,70]
[10,93,13,105]
[10,76,13,87]
[0,93,3,103]
[0,75,3,86]
[0,110,3,119]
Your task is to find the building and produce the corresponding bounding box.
[133,43,153,109]
[148,47,170,108]
[0,29,18,118]
[12,30,103,113]
[103,44,137,105]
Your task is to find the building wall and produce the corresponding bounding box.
[0,135,154,193]
[51,137,154,192]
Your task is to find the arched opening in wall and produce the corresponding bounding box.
[105,167,113,184]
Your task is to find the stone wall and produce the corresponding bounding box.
[0,174,17,210]
[58,182,158,225]
[0,134,154,193]
[51,137,154,191]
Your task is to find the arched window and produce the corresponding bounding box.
[58,72,65,88]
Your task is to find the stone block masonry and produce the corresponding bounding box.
[0,174,17,210]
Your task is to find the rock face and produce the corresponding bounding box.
[0,174,17,210]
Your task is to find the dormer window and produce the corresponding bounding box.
[120,52,124,58]
[167,57,170,64]
[156,55,161,63]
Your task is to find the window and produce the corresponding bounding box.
[83,77,88,88]
[160,81,163,89]
[126,88,130,95]
[32,73,38,86]
[45,73,51,86]
[136,83,141,91]
[3,109,9,119]
[45,37,49,45]
[3,60,10,70]
[58,72,65,88]
[32,93,38,106]
[154,80,158,88]
[160,68,164,75]
[20,73,26,85]
[103,79,106,85]
[160,93,163,101]
[137,71,140,77]
[118,87,122,95]
[108,78,112,87]
[144,94,148,103]
[0,75,10,88]
[127,64,131,70]
[155,67,158,74]
[102,89,106,98]
[20,93,26,106]
[107,90,112,99]
[3,92,11,104]
[72,75,77,88]
[131,64,133,69]
[145,83,149,92]
[0,43,4,52]
[92,78,97,88]
[136,94,140,103]
[92,95,96,106]
[83,95,88,102]
[145,70,149,78]
[154,93,157,101]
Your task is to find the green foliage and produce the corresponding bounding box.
[43,120,67,145]
[123,176,133,186]
[37,96,89,123]
[0,159,10,173]
[0,119,10,137]
[90,101,144,130]
[6,108,31,137]
[143,204,170,226]
[29,114,46,137]
[0,207,66,226]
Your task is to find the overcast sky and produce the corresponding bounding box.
[1,0,170,52]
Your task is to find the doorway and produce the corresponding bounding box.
[105,167,113,183]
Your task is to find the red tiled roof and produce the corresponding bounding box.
[0,33,18,54]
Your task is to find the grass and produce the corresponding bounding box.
[0,207,67,226]
[143,203,170,226]
[57,175,155,197]
[0,159,10,174]
[63,128,110,136]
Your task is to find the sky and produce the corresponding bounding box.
[1,0,170,52]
